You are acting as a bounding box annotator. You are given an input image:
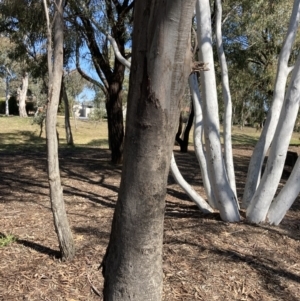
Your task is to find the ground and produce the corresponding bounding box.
[0,145,300,301]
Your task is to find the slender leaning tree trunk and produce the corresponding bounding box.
[196,0,240,222]
[267,156,300,225]
[102,0,196,299]
[19,72,28,117]
[43,0,75,260]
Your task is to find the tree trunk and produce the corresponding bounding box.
[18,72,28,117]
[242,0,300,208]
[189,74,217,209]
[196,0,240,222]
[5,74,10,116]
[170,153,213,213]
[175,102,194,152]
[62,78,74,146]
[102,0,195,299]
[246,53,300,223]
[267,156,300,225]
[106,61,125,164]
[72,6,128,165]
[43,0,75,261]
[215,0,237,198]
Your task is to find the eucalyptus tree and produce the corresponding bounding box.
[43,0,75,260]
[0,0,47,117]
[0,0,76,140]
[240,0,300,209]
[221,0,299,127]
[192,0,300,224]
[0,36,15,116]
[68,0,134,164]
[102,0,196,298]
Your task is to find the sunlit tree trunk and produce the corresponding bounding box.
[215,0,237,198]
[102,0,196,299]
[189,73,217,209]
[170,153,213,213]
[242,0,300,208]
[43,0,75,261]
[18,72,28,117]
[247,53,300,223]
[195,0,240,222]
[5,70,11,116]
[267,156,300,225]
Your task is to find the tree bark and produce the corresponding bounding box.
[170,153,213,213]
[246,53,300,223]
[242,0,300,208]
[196,0,240,222]
[215,0,237,198]
[18,72,28,117]
[72,4,129,164]
[106,59,125,164]
[62,78,74,146]
[189,74,217,209]
[267,156,300,225]
[5,72,10,116]
[102,0,195,299]
[43,0,75,261]
[175,102,194,152]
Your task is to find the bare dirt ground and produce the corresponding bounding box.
[0,145,300,301]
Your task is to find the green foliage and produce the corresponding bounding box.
[219,0,299,126]
[0,233,16,247]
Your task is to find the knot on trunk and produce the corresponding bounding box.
[191,61,210,73]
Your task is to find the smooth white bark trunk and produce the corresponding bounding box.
[242,0,300,208]
[246,53,300,223]
[170,153,213,214]
[267,156,300,225]
[215,0,236,198]
[5,72,10,116]
[18,72,28,117]
[189,74,217,209]
[195,0,240,222]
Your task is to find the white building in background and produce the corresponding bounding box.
[73,101,95,118]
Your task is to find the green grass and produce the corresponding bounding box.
[0,115,109,150]
[0,115,300,150]
[0,233,16,247]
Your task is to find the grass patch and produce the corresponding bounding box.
[0,115,109,150]
[0,115,299,149]
[0,233,16,247]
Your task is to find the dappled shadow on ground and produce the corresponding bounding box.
[0,145,300,300]
[0,131,45,149]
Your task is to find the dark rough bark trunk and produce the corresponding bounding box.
[62,79,74,146]
[71,2,130,164]
[44,0,75,261]
[175,101,194,152]
[106,60,125,164]
[102,0,195,300]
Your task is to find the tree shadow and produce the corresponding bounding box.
[16,239,60,258]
